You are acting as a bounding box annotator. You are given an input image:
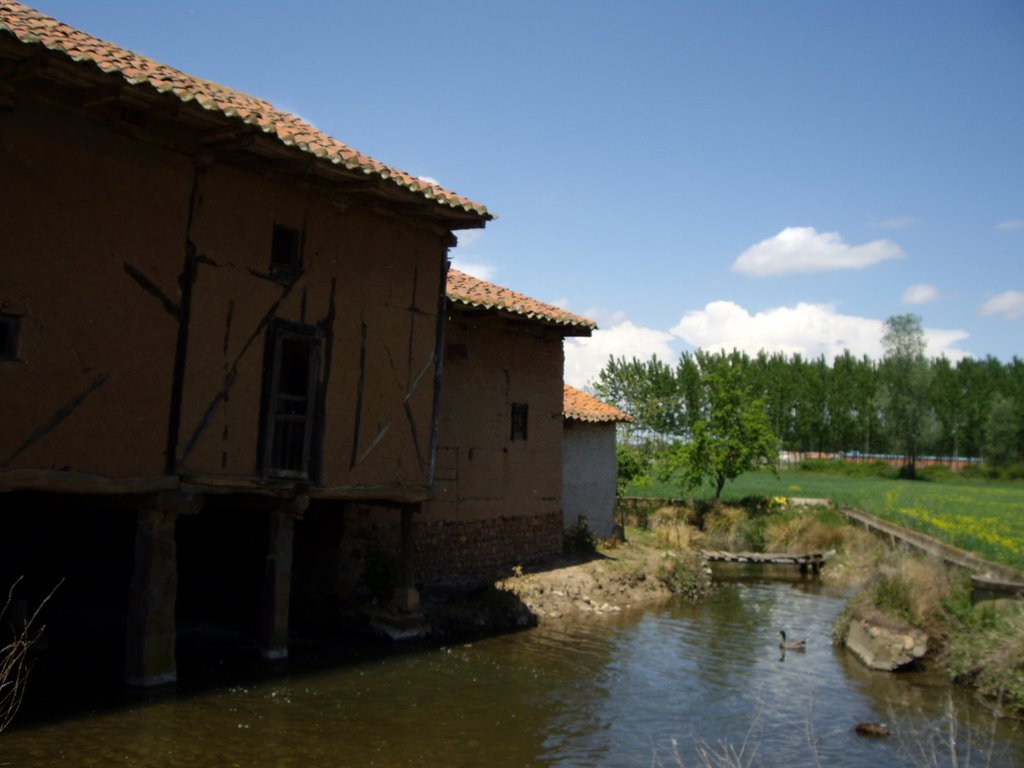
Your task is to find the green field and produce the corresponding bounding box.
[626,469,1024,571]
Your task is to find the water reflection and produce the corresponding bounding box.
[3,580,1020,767]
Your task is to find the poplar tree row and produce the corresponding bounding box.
[593,347,1024,465]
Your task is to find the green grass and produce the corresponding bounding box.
[626,469,1024,571]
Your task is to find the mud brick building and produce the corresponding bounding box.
[562,385,633,539]
[416,270,595,577]
[0,2,490,686]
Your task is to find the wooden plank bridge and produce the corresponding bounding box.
[700,549,836,574]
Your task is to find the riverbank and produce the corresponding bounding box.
[422,499,1024,716]
[417,530,708,638]
[630,497,1024,716]
[495,537,683,620]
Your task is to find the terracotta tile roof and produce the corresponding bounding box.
[0,1,490,221]
[446,268,595,332]
[563,385,633,423]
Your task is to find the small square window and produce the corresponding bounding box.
[270,225,303,277]
[510,402,528,441]
[0,315,19,361]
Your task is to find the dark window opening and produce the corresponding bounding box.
[261,322,321,478]
[270,225,303,277]
[510,402,529,441]
[0,315,19,361]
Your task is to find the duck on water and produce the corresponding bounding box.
[779,630,806,650]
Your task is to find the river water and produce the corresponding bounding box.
[3,575,1022,767]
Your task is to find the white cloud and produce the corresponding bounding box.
[876,216,919,230]
[670,300,969,361]
[448,228,498,280]
[454,229,484,248]
[979,290,1024,319]
[996,220,1024,231]
[901,283,940,305]
[564,321,676,388]
[732,226,904,276]
[417,175,440,185]
[580,307,629,328]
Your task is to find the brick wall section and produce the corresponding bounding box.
[414,511,563,578]
[326,504,563,591]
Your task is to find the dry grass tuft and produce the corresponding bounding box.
[652,505,695,527]
[899,556,952,627]
[763,515,845,554]
[655,521,703,551]
[821,526,886,588]
[703,506,749,549]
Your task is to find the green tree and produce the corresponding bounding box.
[664,358,780,500]
[593,355,682,444]
[985,394,1018,467]
[676,351,705,438]
[829,350,871,453]
[879,314,932,477]
[615,443,649,495]
[928,355,963,458]
[756,350,799,448]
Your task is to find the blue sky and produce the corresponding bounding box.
[29,0,1024,386]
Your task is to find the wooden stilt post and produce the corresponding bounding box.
[124,492,203,687]
[259,495,306,660]
[390,503,420,613]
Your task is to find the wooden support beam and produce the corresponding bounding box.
[258,498,304,660]
[389,503,421,613]
[123,492,204,687]
[0,468,178,494]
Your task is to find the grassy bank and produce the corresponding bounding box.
[626,465,1024,572]
[639,499,1024,715]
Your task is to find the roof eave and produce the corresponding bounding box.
[0,16,493,225]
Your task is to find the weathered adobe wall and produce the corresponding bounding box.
[0,92,186,479]
[177,165,446,491]
[0,90,448,493]
[562,420,618,539]
[431,312,565,521]
[417,311,566,572]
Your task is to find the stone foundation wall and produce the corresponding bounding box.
[306,504,563,603]
[415,511,563,580]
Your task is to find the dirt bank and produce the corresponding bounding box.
[418,537,686,638]
[497,543,676,620]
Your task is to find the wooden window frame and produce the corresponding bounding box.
[270,224,304,279]
[510,402,529,441]
[259,320,321,479]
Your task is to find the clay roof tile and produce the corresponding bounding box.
[0,1,491,222]
[563,385,634,423]
[446,269,596,332]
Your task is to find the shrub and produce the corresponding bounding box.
[796,458,897,478]
[616,443,650,495]
[947,602,1024,712]
[657,552,711,601]
[563,517,596,555]
[855,555,956,633]
[959,463,987,480]
[872,573,914,623]
[917,465,957,482]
